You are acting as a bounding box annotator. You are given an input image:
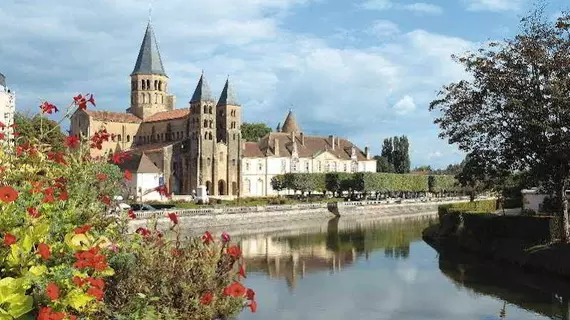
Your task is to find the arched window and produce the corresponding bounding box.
[209,120,213,128]
[159,81,162,91]
[141,80,146,90]
[146,79,150,90]
[204,132,208,140]
[154,80,158,90]
[203,120,208,127]
[203,105,208,113]
[233,133,236,140]
[161,95,164,103]
[118,134,122,142]
[126,135,130,142]
[208,106,213,114]
[140,93,145,103]
[208,132,213,140]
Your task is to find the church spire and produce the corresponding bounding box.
[281,110,301,133]
[190,72,215,103]
[131,22,167,76]
[217,77,240,106]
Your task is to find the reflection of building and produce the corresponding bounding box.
[242,111,376,197]
[0,73,15,145]
[241,236,360,290]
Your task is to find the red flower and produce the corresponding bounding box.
[46,282,60,301]
[171,248,182,256]
[87,277,105,290]
[86,286,104,301]
[124,170,132,181]
[128,209,136,219]
[59,191,68,201]
[27,207,41,218]
[223,281,246,297]
[202,231,214,245]
[40,102,58,114]
[248,300,258,313]
[65,135,80,149]
[73,247,108,271]
[0,186,18,203]
[72,276,87,287]
[47,152,67,165]
[30,181,43,193]
[167,212,178,225]
[154,185,169,197]
[246,288,255,301]
[0,133,4,140]
[111,152,130,164]
[238,264,247,279]
[74,225,92,234]
[200,292,213,305]
[221,232,230,243]
[136,227,151,237]
[96,173,107,181]
[227,245,241,258]
[37,243,51,260]
[100,195,111,206]
[73,93,96,111]
[3,233,16,246]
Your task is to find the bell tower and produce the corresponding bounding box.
[129,22,175,120]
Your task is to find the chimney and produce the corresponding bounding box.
[300,132,305,146]
[274,138,280,156]
[329,135,335,150]
[365,146,370,159]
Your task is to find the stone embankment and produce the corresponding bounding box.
[128,197,472,233]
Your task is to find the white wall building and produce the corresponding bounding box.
[241,111,376,197]
[0,73,15,145]
[118,152,165,202]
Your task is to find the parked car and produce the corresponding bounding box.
[130,203,158,212]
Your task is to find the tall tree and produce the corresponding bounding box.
[429,10,570,241]
[374,155,394,173]
[381,138,393,165]
[14,112,66,151]
[241,122,272,142]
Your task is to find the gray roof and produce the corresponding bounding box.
[0,73,5,88]
[117,153,161,174]
[217,78,240,106]
[131,23,167,76]
[190,73,215,103]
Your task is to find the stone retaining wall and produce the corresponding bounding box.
[128,196,473,233]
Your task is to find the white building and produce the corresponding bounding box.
[241,111,376,197]
[118,152,165,202]
[0,73,15,145]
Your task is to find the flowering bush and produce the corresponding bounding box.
[0,95,255,319]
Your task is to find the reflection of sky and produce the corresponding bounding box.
[238,241,550,320]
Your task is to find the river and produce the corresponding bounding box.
[220,215,570,320]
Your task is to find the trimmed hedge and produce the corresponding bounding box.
[438,199,497,219]
[274,172,458,194]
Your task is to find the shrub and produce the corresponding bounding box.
[0,95,256,319]
[438,199,497,220]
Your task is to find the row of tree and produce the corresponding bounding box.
[374,136,411,174]
[270,172,459,196]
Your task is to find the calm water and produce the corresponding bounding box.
[231,216,570,320]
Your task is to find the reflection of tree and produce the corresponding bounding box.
[438,251,570,320]
[384,245,410,259]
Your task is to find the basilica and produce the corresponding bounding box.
[70,21,375,198]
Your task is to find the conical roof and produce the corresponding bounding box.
[131,22,167,76]
[190,73,215,103]
[217,78,240,106]
[281,110,301,133]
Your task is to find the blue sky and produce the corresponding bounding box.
[0,0,567,168]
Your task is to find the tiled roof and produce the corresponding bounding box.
[190,73,215,103]
[131,22,167,76]
[217,78,240,106]
[244,132,369,161]
[143,109,190,122]
[243,142,265,157]
[281,111,300,133]
[128,141,179,154]
[85,110,142,123]
[117,153,161,173]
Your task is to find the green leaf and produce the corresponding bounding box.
[65,290,95,311]
[0,278,33,319]
[28,265,47,277]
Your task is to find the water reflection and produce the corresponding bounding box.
[232,215,570,320]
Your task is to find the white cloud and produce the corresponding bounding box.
[369,20,400,37]
[393,96,416,115]
[465,0,524,12]
[427,151,443,159]
[404,3,443,14]
[361,1,443,14]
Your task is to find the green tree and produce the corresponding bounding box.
[374,155,394,173]
[429,10,570,241]
[392,136,410,174]
[270,175,285,196]
[241,122,272,142]
[15,112,66,151]
[381,138,393,166]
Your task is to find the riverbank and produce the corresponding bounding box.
[128,197,474,233]
[422,211,570,279]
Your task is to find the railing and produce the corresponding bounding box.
[129,196,473,220]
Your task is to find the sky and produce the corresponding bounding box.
[0,0,568,169]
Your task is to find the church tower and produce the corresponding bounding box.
[188,73,217,193]
[129,22,175,120]
[216,77,242,196]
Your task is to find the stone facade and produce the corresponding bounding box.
[0,73,15,145]
[241,111,377,197]
[70,22,241,196]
